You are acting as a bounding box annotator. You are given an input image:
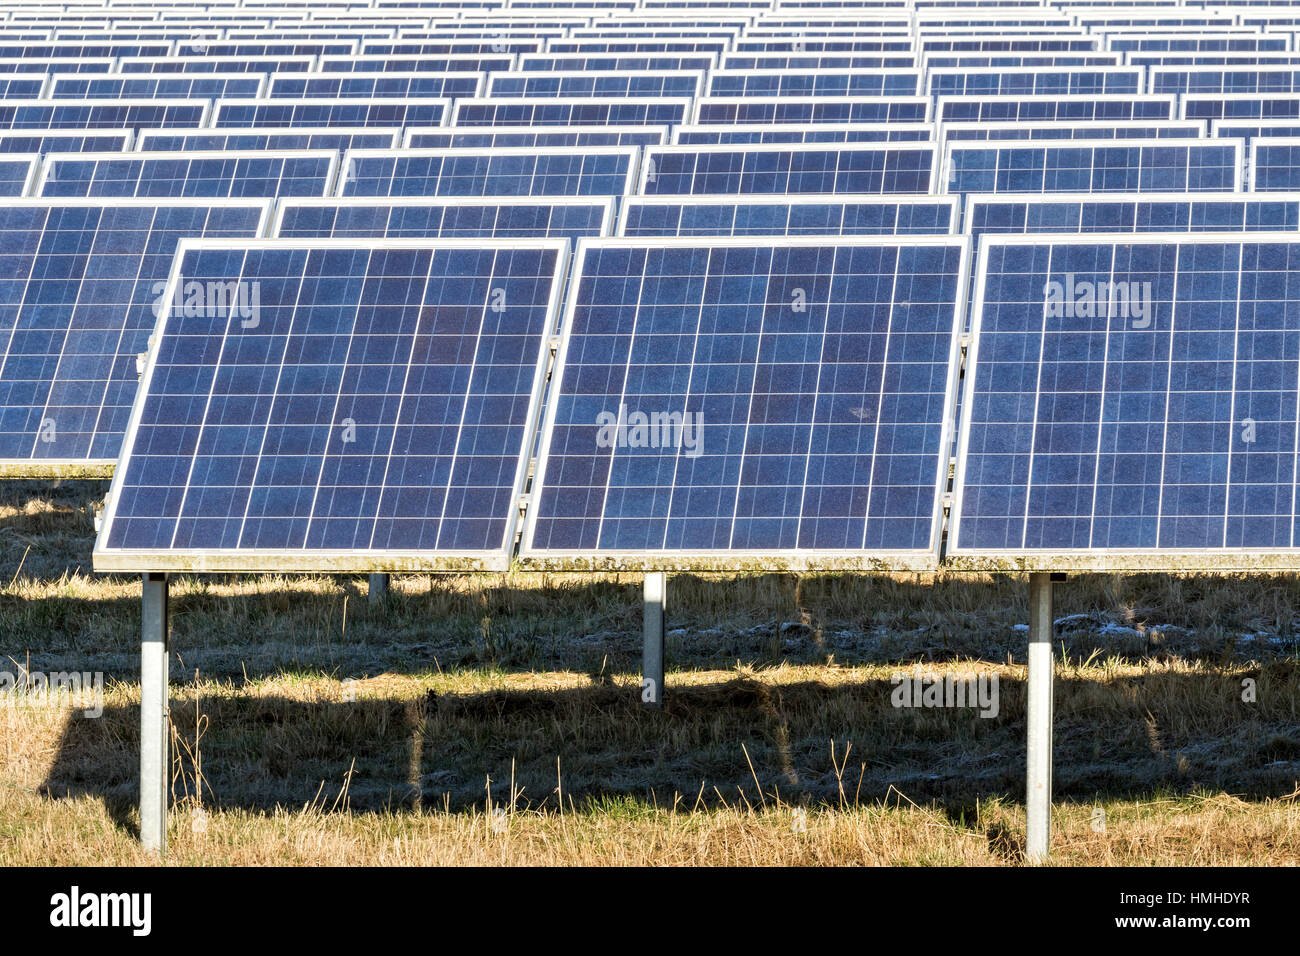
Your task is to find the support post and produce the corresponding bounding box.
[1026,571,1055,863]
[642,571,666,709]
[140,572,170,854]
[369,572,390,602]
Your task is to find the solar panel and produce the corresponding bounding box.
[672,122,934,144]
[119,54,317,73]
[618,195,959,236]
[0,199,271,478]
[0,75,52,98]
[212,97,449,128]
[0,57,116,75]
[266,71,485,100]
[135,127,402,152]
[318,55,515,73]
[1151,67,1300,95]
[1181,93,1300,121]
[0,153,36,194]
[694,95,931,124]
[937,94,1177,123]
[1248,137,1300,190]
[0,98,208,130]
[706,67,921,97]
[927,66,1144,96]
[38,150,338,199]
[0,129,132,153]
[451,96,689,126]
[274,196,614,242]
[520,235,968,570]
[48,72,267,100]
[519,53,717,71]
[721,53,917,70]
[93,237,569,572]
[944,139,1243,195]
[485,69,705,98]
[941,120,1207,141]
[951,232,1300,570]
[641,143,937,195]
[403,125,666,147]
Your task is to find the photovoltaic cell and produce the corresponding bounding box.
[618,196,958,236]
[641,145,936,195]
[213,98,449,129]
[694,95,930,125]
[94,238,569,572]
[266,72,484,100]
[953,234,1300,569]
[938,94,1176,123]
[38,151,337,199]
[275,197,613,243]
[404,126,666,148]
[672,122,933,144]
[0,130,131,153]
[486,70,704,98]
[48,73,266,100]
[0,99,208,130]
[0,200,270,476]
[522,236,968,570]
[135,128,401,152]
[338,147,638,198]
[452,97,689,127]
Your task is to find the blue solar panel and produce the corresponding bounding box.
[942,120,1206,141]
[642,144,937,195]
[95,238,568,571]
[945,140,1242,194]
[275,197,613,242]
[721,54,917,70]
[486,70,704,98]
[938,95,1177,123]
[1249,139,1300,190]
[1213,121,1300,141]
[135,128,401,152]
[48,73,266,100]
[952,234,1300,566]
[319,55,514,73]
[927,67,1143,96]
[0,75,53,98]
[119,55,317,74]
[0,154,35,195]
[0,129,131,153]
[338,147,638,198]
[694,96,931,124]
[0,200,270,474]
[0,57,115,74]
[1182,94,1300,121]
[1152,68,1300,95]
[452,97,689,126]
[521,236,968,569]
[38,151,337,199]
[404,125,666,147]
[520,54,716,71]
[707,68,921,97]
[673,122,933,144]
[0,99,208,130]
[618,196,958,236]
[213,98,449,129]
[267,72,484,100]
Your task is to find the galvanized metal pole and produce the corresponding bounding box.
[642,571,666,709]
[368,572,390,602]
[1026,571,1055,863]
[140,572,170,854]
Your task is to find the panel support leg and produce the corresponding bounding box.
[369,573,390,603]
[1026,571,1056,864]
[642,572,666,709]
[140,572,170,854]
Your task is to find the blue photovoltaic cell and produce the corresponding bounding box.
[695,96,930,125]
[1151,69,1300,95]
[642,146,935,195]
[0,76,54,99]
[486,72,702,98]
[119,55,317,74]
[1183,95,1300,121]
[954,236,1300,559]
[0,201,269,469]
[39,152,336,199]
[319,56,514,73]
[406,127,665,148]
[673,124,932,144]
[136,128,400,152]
[619,198,956,236]
[966,196,1300,241]
[946,142,1240,194]
[0,100,207,130]
[928,68,1142,96]
[0,58,115,74]
[721,55,916,70]
[523,237,967,566]
[275,199,611,242]
[267,73,483,100]
[97,240,567,569]
[1215,123,1300,141]
[943,122,1204,141]
[706,70,920,97]
[49,75,265,100]
[1252,142,1300,190]
[938,96,1176,123]
[520,55,716,71]
[0,130,131,153]
[0,155,34,194]
[339,149,636,198]
[452,98,689,127]
[214,99,448,129]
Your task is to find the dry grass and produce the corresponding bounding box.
[2,479,1299,865]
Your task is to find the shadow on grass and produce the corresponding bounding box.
[38,665,1300,842]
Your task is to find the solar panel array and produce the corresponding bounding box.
[0,0,1279,572]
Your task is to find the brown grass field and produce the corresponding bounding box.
[2,479,1299,865]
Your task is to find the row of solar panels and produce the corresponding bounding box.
[74,228,1300,574]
